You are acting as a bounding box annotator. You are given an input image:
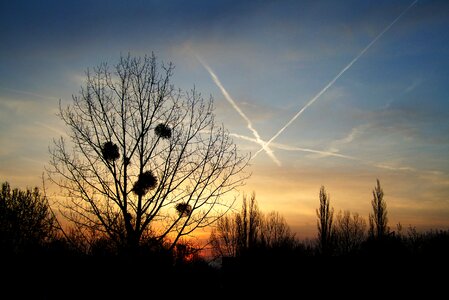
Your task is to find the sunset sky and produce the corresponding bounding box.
[1,0,449,239]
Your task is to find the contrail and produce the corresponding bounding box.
[230,133,356,160]
[252,0,418,159]
[35,121,69,138]
[0,86,59,100]
[197,55,281,166]
[231,132,419,172]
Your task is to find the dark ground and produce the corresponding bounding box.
[2,252,447,299]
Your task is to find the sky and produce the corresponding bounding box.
[1,0,449,239]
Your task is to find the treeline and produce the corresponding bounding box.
[205,180,449,294]
[2,179,449,261]
[0,181,209,262]
[0,181,218,298]
[1,180,449,297]
[209,181,449,264]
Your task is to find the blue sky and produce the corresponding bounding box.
[1,0,449,237]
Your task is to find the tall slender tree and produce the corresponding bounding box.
[235,192,261,257]
[369,179,389,239]
[316,186,334,255]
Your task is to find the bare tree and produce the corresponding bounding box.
[235,192,261,256]
[316,186,334,255]
[209,192,296,259]
[47,53,250,253]
[260,211,296,250]
[208,193,260,260]
[209,214,239,258]
[369,179,389,239]
[334,210,367,255]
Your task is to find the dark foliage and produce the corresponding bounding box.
[154,123,172,139]
[175,202,192,217]
[0,182,57,255]
[132,170,158,196]
[101,141,120,161]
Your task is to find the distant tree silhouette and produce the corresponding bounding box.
[235,192,261,256]
[209,214,239,258]
[209,192,261,259]
[334,210,366,255]
[369,179,389,239]
[209,192,297,261]
[0,182,57,254]
[47,53,250,253]
[316,186,334,255]
[260,211,296,250]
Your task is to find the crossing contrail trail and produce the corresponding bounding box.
[0,86,59,100]
[197,55,281,166]
[230,133,356,160]
[231,133,418,172]
[252,0,418,159]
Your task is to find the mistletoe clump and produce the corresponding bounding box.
[154,123,172,139]
[101,141,120,161]
[132,171,158,196]
[175,202,192,217]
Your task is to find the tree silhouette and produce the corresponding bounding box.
[209,213,239,258]
[316,186,334,255]
[260,211,296,250]
[369,179,389,239]
[334,210,366,255]
[47,53,250,253]
[209,192,297,260]
[0,182,57,254]
[235,192,261,256]
[209,192,261,259]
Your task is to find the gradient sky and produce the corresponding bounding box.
[1,0,449,239]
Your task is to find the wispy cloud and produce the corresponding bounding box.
[196,55,281,166]
[252,0,419,159]
[325,124,370,154]
[335,126,366,145]
[373,163,415,172]
[34,121,68,138]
